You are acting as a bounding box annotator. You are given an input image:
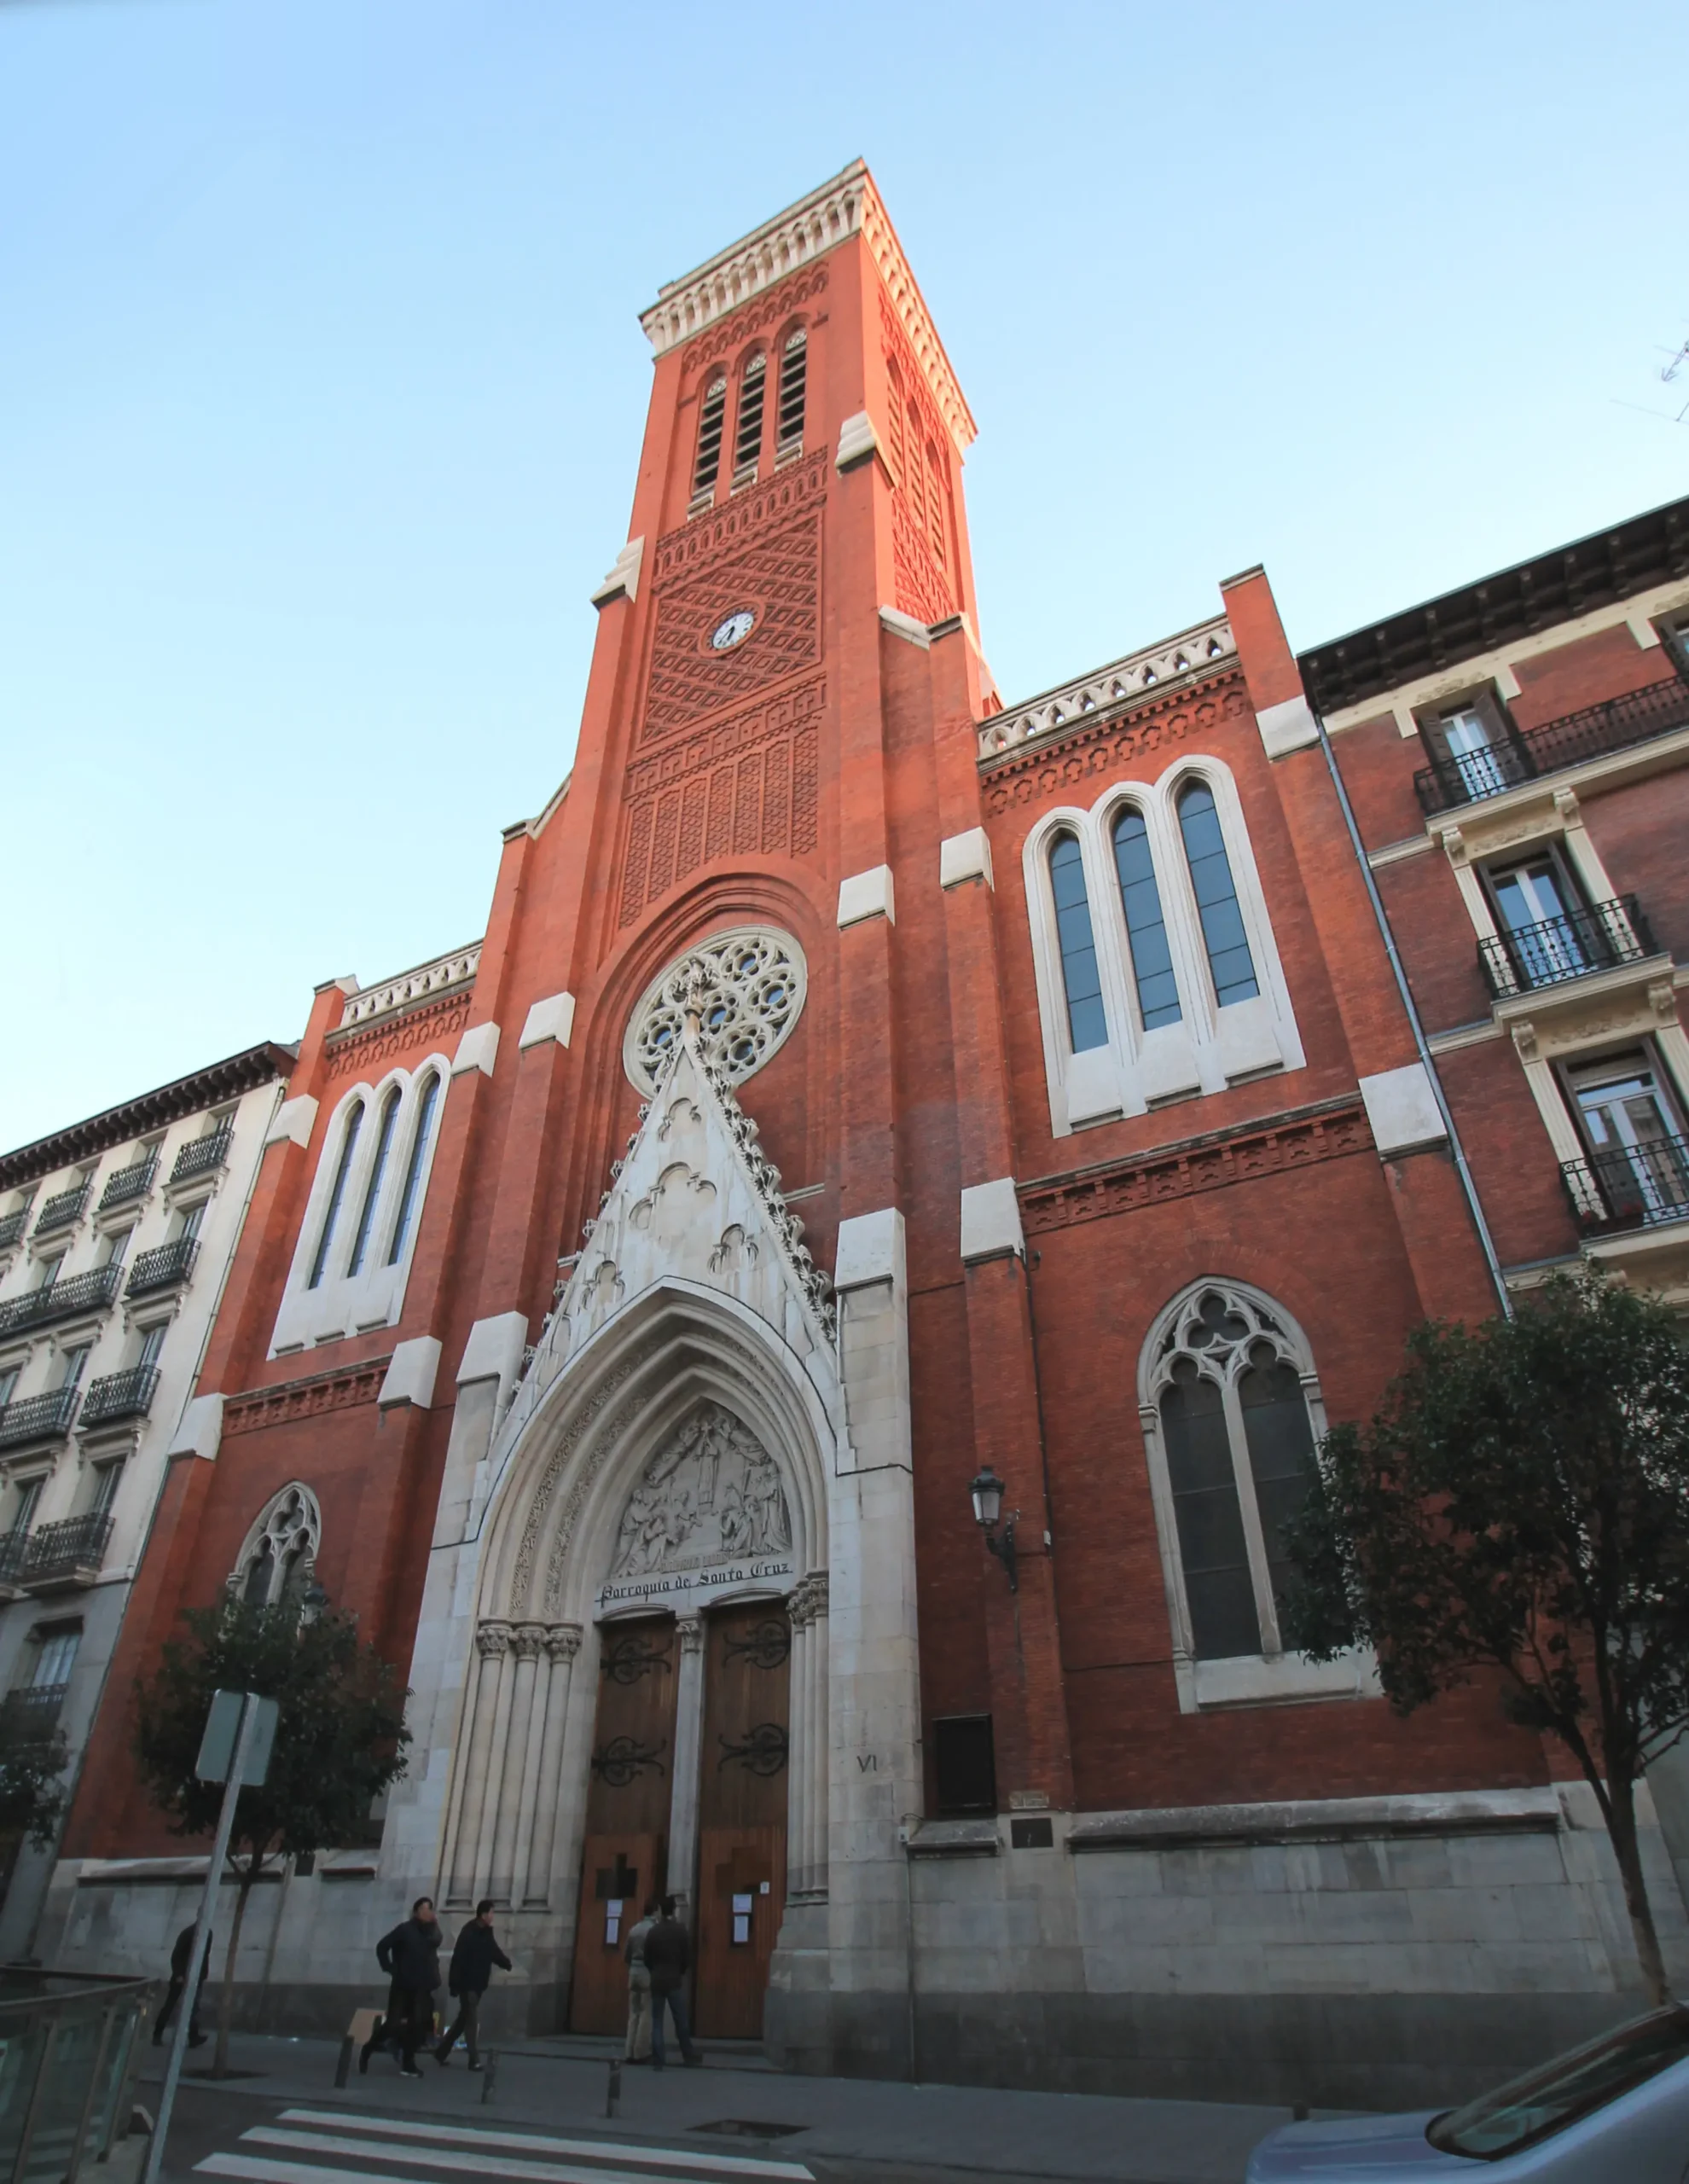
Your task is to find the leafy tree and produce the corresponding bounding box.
[1286,1272,1689,2005]
[134,1592,409,2075]
[0,1709,70,1857]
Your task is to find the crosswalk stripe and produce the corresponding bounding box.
[200,2158,418,2184]
[241,2126,804,2184]
[276,2109,811,2181]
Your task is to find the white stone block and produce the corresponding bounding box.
[835,410,880,472]
[451,1019,500,1078]
[833,1207,904,1292]
[518,991,577,1051]
[456,1310,529,1391]
[960,1177,1024,1263]
[838,864,896,930]
[1360,1061,1448,1157]
[590,535,643,607]
[167,1393,223,1462]
[939,828,994,892]
[1256,693,1320,758]
[877,605,930,650]
[264,1095,317,1150]
[379,1336,443,1411]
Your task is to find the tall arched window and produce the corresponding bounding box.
[348,1085,401,1277]
[387,1071,440,1265]
[693,375,727,497]
[234,1484,321,1610]
[1178,781,1259,1006]
[1141,1282,1327,1694]
[1111,808,1181,1030]
[734,352,766,477]
[925,444,947,566]
[308,1102,364,1289]
[1049,833,1106,1052]
[775,328,807,454]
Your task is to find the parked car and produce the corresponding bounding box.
[1246,2003,1689,2178]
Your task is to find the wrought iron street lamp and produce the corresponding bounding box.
[968,1465,1018,1592]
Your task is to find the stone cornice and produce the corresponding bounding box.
[978,618,1237,764]
[223,1355,394,1437]
[641,161,976,453]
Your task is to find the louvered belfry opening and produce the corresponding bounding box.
[775,328,806,455]
[692,375,727,500]
[733,352,766,482]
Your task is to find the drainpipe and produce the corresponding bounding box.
[1310,707,1514,1319]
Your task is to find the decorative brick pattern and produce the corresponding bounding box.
[1019,1096,1374,1236]
[679,264,828,384]
[323,991,472,1080]
[223,1356,393,1436]
[982,674,1251,815]
[643,514,822,743]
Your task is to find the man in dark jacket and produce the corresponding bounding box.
[153,1920,212,2048]
[362,1896,444,2078]
[642,1896,699,2069]
[434,1899,512,2070]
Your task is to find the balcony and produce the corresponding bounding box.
[1478,896,1657,1002]
[1414,673,1689,817]
[22,1512,114,1592]
[0,1211,26,1252]
[126,1237,198,1297]
[0,1388,80,1451]
[98,1153,158,1211]
[170,1124,232,1185]
[0,1682,67,1739]
[32,1182,90,1238]
[0,1264,123,1339]
[78,1365,160,1428]
[1564,1136,1689,1235]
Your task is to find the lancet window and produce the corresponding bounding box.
[234,1484,321,1611]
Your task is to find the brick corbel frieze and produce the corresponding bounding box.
[322,990,474,1082]
[222,1356,394,1438]
[1018,1095,1373,1237]
[980,668,1250,816]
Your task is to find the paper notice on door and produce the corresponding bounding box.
[732,1891,753,1944]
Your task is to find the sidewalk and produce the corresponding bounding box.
[138,2032,1292,2184]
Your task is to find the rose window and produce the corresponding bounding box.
[623,926,807,1093]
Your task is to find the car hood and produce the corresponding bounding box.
[1248,2110,1473,2178]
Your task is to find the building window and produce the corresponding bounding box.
[58,1345,92,1392]
[1656,610,1689,682]
[1110,807,1181,1031]
[235,1484,321,1610]
[733,352,766,479]
[348,1086,402,1276]
[1177,782,1259,1007]
[90,1457,125,1516]
[1483,850,1590,987]
[35,1255,64,1293]
[7,1478,44,1541]
[307,1101,365,1289]
[623,926,808,1095]
[99,1226,133,1269]
[1048,832,1107,1052]
[386,1072,440,1265]
[932,1714,995,1816]
[693,375,727,499]
[136,1322,166,1373]
[1566,1049,1689,1226]
[0,1366,19,1410]
[775,328,806,454]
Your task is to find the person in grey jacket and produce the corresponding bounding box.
[642,1896,700,2069]
[435,1900,512,2070]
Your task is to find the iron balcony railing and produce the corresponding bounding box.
[170,1122,233,1184]
[0,1389,80,1452]
[24,1512,115,1589]
[0,1212,26,1252]
[126,1236,198,1296]
[78,1365,159,1428]
[32,1182,89,1239]
[0,1968,157,2184]
[1478,895,1656,1002]
[1564,1134,1689,1234]
[0,1683,68,1740]
[1414,673,1689,817]
[96,1153,157,1211]
[0,1264,123,1339]
[0,1533,31,1589]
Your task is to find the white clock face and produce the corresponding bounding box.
[711,609,756,652]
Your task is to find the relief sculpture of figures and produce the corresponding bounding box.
[610,1402,792,1577]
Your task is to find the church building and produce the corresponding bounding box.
[40,165,1689,2107]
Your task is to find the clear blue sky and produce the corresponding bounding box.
[3,1,1685,1151]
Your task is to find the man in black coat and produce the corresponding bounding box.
[153,1920,212,2048]
[362,1896,444,2078]
[642,1895,700,2069]
[434,1898,512,2070]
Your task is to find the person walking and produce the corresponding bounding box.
[622,1896,658,2065]
[642,1896,700,2070]
[363,1896,444,2078]
[434,1899,511,2071]
[152,1920,212,2048]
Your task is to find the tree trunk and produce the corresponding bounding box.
[1605,1774,1670,2007]
[213,1865,258,2078]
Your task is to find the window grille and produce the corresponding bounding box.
[387,1072,440,1266]
[1177,782,1259,1006]
[1048,833,1107,1052]
[693,375,727,497]
[348,1086,402,1276]
[308,1102,363,1290]
[775,329,806,451]
[733,353,766,478]
[1111,808,1181,1029]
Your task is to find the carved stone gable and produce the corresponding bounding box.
[610,1402,792,1578]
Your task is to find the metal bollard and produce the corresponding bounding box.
[334,2036,353,2089]
[606,2058,622,2119]
[480,2051,498,2104]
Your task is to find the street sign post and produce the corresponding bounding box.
[143,1691,276,2184]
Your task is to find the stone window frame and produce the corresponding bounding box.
[270,1055,450,1356]
[229,1480,321,1609]
[1022,754,1304,1138]
[1136,1276,1377,1715]
[622,926,808,1097]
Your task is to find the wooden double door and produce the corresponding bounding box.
[570,1602,790,2040]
